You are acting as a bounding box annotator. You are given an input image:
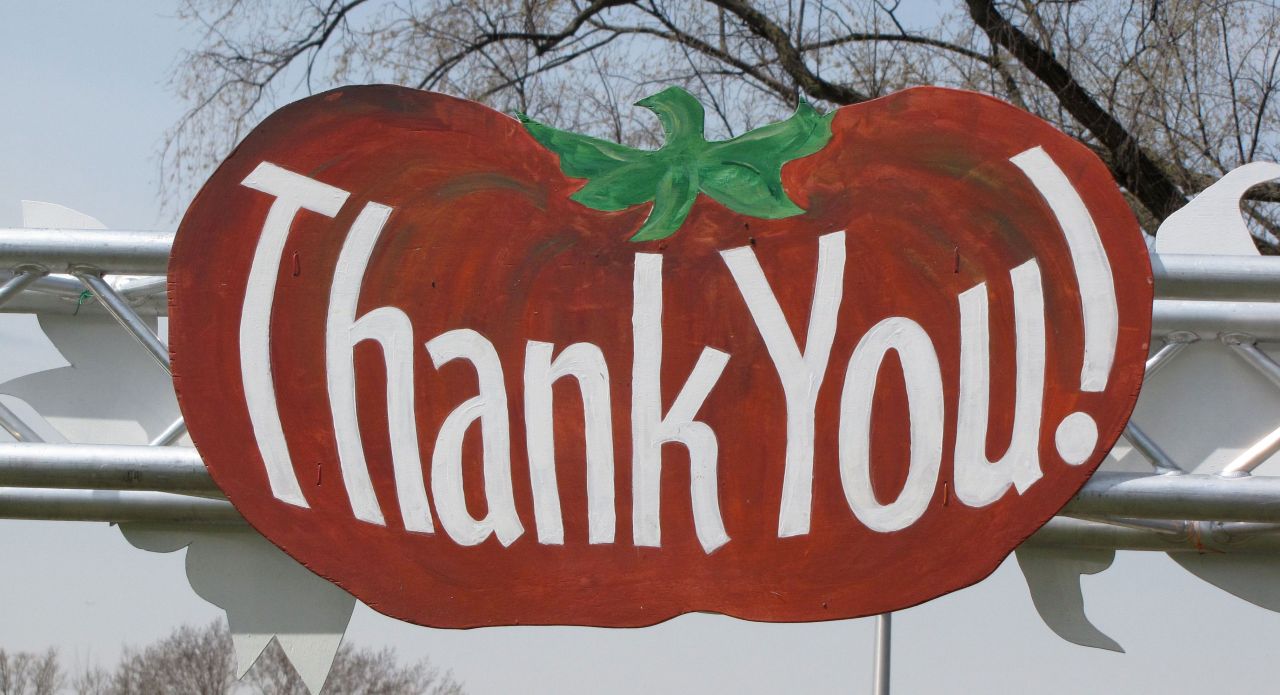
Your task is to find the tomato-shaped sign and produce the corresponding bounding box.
[169,85,1151,628]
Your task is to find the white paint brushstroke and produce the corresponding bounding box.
[721,231,845,538]
[240,163,349,508]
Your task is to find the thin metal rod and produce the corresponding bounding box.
[1144,335,1195,381]
[149,417,188,447]
[872,613,891,695]
[1068,514,1186,534]
[0,487,240,524]
[0,289,167,317]
[76,271,171,372]
[0,443,211,492]
[1121,423,1182,474]
[1220,425,1280,478]
[25,273,90,298]
[0,401,43,443]
[1226,336,1280,390]
[0,228,174,275]
[0,269,44,307]
[119,276,168,299]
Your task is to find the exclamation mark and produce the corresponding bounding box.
[1011,147,1119,466]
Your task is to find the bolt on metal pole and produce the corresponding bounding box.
[872,612,891,695]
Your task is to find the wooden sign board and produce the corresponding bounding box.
[169,85,1151,628]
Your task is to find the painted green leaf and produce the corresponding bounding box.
[519,87,834,242]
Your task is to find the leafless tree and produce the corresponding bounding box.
[65,621,462,695]
[164,0,1280,248]
[0,648,64,695]
[244,640,464,695]
[89,622,234,695]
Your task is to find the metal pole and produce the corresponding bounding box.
[1120,423,1182,474]
[75,270,171,372]
[872,613,891,695]
[0,443,212,493]
[149,417,189,447]
[1152,300,1280,341]
[0,400,43,443]
[0,228,174,275]
[1064,471,1280,522]
[1152,253,1280,300]
[0,268,44,307]
[0,487,240,524]
[1028,516,1280,553]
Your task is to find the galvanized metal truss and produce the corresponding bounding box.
[0,228,1279,557]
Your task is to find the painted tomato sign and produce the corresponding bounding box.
[169,84,1151,628]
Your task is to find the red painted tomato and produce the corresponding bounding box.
[169,85,1150,628]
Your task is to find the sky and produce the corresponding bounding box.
[4,2,1280,694]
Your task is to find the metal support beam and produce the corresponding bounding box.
[0,443,211,492]
[872,613,891,695]
[0,228,174,275]
[1153,300,1280,342]
[0,487,240,524]
[1027,516,1280,553]
[1064,472,1280,522]
[149,417,188,447]
[76,271,171,372]
[0,400,43,443]
[1121,423,1182,474]
[0,268,44,307]
[1152,254,1280,301]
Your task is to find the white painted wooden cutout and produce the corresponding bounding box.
[1015,547,1122,652]
[21,200,107,231]
[120,524,356,695]
[1019,163,1280,650]
[630,252,731,553]
[1,202,180,444]
[721,231,845,538]
[240,163,350,509]
[0,313,180,444]
[5,202,354,694]
[1154,161,1280,256]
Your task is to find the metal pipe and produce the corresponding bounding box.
[76,271,171,372]
[1220,425,1280,478]
[1120,423,1182,474]
[29,273,95,298]
[1225,336,1280,389]
[0,487,240,524]
[0,269,45,307]
[0,290,167,317]
[1144,334,1195,381]
[1152,254,1280,301]
[872,613,891,695]
[1153,300,1280,342]
[0,228,174,275]
[1065,471,1280,522]
[0,443,212,492]
[0,240,1275,299]
[1026,516,1280,553]
[119,276,168,299]
[4,450,1280,525]
[0,401,43,443]
[1218,336,1280,477]
[1067,514,1186,534]
[149,417,188,447]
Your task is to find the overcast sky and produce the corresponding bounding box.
[4,3,1280,694]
